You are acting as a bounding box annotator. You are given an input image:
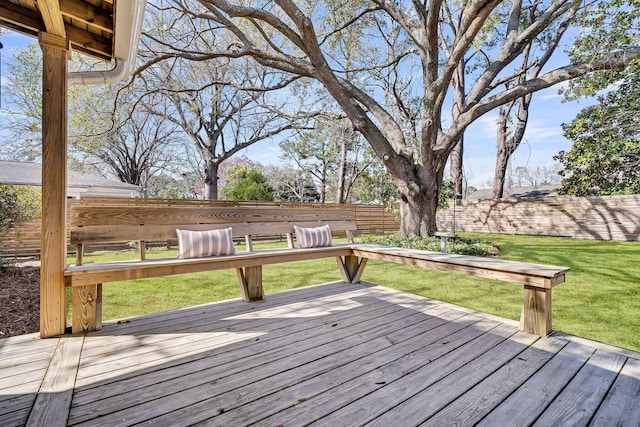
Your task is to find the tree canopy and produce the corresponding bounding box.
[141,0,640,236]
[220,165,275,201]
[556,72,640,195]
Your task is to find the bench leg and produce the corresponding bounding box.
[336,256,368,283]
[236,266,265,301]
[72,283,102,334]
[521,285,552,336]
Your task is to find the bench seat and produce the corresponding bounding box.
[350,244,568,288]
[350,244,569,336]
[65,244,355,287]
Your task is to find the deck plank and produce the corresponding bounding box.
[25,337,83,427]
[1,281,639,427]
[255,322,521,427]
[69,298,459,425]
[364,329,540,427]
[590,356,640,426]
[476,341,596,426]
[112,315,483,427]
[419,335,568,426]
[533,349,627,426]
[70,296,431,412]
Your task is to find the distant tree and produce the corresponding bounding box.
[281,118,374,203]
[513,164,562,188]
[135,5,300,200]
[220,165,274,201]
[263,165,321,202]
[352,158,397,204]
[555,76,640,195]
[152,0,640,236]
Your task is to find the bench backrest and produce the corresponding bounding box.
[68,198,357,264]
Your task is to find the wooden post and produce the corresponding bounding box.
[521,284,553,336]
[336,255,368,283]
[39,32,69,338]
[236,266,265,301]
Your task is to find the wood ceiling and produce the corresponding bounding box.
[0,0,115,60]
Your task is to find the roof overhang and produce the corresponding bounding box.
[0,0,145,70]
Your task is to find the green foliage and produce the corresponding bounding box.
[562,0,640,100]
[555,73,640,195]
[0,185,40,233]
[359,234,499,257]
[353,158,398,204]
[220,165,274,201]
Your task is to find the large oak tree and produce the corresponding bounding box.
[145,0,640,236]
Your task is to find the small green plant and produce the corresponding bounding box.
[0,185,40,266]
[359,234,499,257]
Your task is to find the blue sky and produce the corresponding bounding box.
[0,28,594,189]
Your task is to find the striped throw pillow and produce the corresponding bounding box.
[176,228,235,259]
[294,224,332,248]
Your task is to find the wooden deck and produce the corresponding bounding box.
[2,281,640,426]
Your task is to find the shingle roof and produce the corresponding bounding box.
[0,161,141,191]
[468,184,559,200]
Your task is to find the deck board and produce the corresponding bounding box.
[1,281,639,426]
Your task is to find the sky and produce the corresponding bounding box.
[0,28,596,190]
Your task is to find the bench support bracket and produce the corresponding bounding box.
[336,255,368,283]
[72,283,102,334]
[521,284,552,336]
[236,266,265,301]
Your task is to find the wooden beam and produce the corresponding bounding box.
[39,31,69,338]
[0,0,46,35]
[60,0,113,33]
[37,0,66,37]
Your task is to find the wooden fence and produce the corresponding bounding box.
[0,199,399,259]
[437,194,640,241]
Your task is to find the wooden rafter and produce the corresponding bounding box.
[37,0,66,37]
[60,0,113,34]
[0,0,114,60]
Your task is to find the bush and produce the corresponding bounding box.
[359,234,499,257]
[0,185,40,233]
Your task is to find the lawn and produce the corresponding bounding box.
[73,233,640,352]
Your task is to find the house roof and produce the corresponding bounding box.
[0,160,141,191]
[468,184,559,200]
[0,0,145,63]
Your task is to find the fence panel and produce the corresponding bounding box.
[0,200,400,259]
[437,194,640,241]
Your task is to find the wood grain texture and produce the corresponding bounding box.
[39,31,68,338]
[351,245,568,287]
[2,283,639,426]
[26,336,83,427]
[72,285,99,334]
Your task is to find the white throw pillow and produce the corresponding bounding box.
[176,228,235,259]
[294,224,333,248]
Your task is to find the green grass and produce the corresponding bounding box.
[72,233,640,352]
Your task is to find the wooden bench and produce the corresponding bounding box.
[349,245,568,336]
[64,199,361,334]
[64,199,569,337]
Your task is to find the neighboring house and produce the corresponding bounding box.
[467,184,559,200]
[0,161,141,199]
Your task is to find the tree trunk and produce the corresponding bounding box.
[395,161,443,237]
[450,137,464,195]
[336,139,348,203]
[450,60,466,196]
[204,162,219,200]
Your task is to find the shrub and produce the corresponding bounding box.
[359,234,499,257]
